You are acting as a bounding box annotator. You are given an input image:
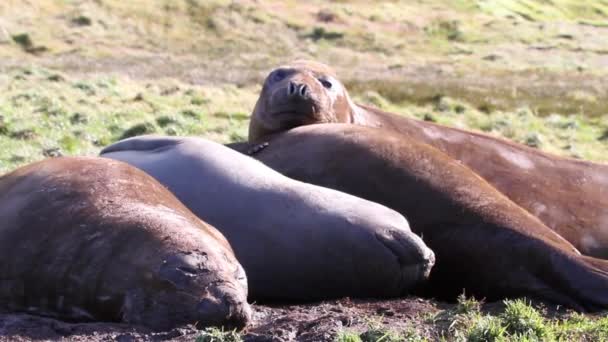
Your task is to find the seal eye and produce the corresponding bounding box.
[270,69,287,83]
[319,78,332,89]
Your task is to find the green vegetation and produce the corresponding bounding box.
[336,317,427,342]
[0,0,605,173]
[0,65,606,173]
[196,327,242,342]
[0,0,607,338]
[0,67,255,172]
[418,296,608,341]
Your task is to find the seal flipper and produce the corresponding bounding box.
[421,222,608,311]
[552,254,608,311]
[100,135,183,155]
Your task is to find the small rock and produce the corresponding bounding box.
[43,148,62,158]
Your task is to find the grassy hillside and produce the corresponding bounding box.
[0,1,607,340]
[0,0,607,173]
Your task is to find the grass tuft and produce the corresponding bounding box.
[306,26,345,41]
[119,122,158,140]
[466,315,508,342]
[195,327,242,342]
[500,299,552,340]
[455,293,482,315]
[336,331,362,342]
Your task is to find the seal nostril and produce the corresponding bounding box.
[288,82,296,96]
[299,84,308,97]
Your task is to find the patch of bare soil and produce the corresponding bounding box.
[0,297,441,342]
[2,296,576,341]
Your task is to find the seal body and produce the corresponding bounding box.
[236,124,608,311]
[0,157,251,330]
[101,136,435,301]
[248,60,608,259]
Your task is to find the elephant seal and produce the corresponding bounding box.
[0,157,251,330]
[248,60,608,258]
[100,136,434,301]
[233,124,608,311]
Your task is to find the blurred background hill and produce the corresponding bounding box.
[0,0,607,170]
[1,1,608,340]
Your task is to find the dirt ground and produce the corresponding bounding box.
[0,297,572,341]
[1,2,606,340]
[0,297,448,341]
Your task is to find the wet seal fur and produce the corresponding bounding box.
[0,157,251,330]
[101,136,435,301]
[248,60,608,258]
[233,124,608,311]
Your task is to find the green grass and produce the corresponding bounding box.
[196,327,242,342]
[0,1,607,338]
[336,317,427,342]
[478,0,608,24]
[0,66,256,172]
[417,296,608,341]
[350,91,608,162]
[0,65,606,173]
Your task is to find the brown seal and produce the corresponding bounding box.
[248,60,608,258]
[233,124,608,311]
[0,157,251,330]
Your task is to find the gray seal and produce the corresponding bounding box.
[101,136,435,301]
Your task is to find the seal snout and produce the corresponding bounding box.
[196,285,252,330]
[287,81,309,100]
[376,229,435,291]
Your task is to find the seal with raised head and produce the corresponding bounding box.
[248,60,608,258]
[100,136,435,301]
[234,124,608,311]
[0,157,251,330]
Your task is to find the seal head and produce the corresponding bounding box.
[249,60,357,141]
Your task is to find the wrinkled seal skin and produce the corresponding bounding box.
[234,124,608,311]
[100,136,435,301]
[248,60,608,259]
[0,157,251,331]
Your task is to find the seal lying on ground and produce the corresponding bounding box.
[248,60,608,258]
[0,157,251,330]
[100,136,434,301]
[232,124,608,311]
